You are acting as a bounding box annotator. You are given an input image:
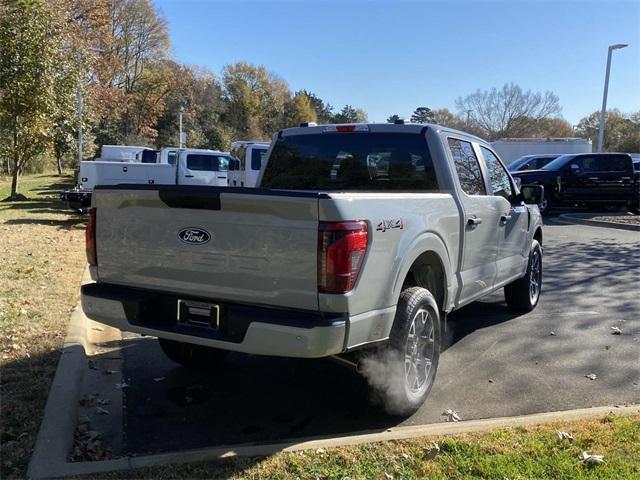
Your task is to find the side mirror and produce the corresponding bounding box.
[518,185,544,205]
[570,163,580,175]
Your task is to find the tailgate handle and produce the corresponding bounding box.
[158,189,221,210]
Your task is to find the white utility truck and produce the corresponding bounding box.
[228,141,270,187]
[62,148,229,211]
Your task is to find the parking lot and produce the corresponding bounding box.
[91,219,639,456]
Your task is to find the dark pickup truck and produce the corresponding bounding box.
[512,152,640,214]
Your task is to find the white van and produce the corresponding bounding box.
[62,148,230,210]
[228,141,270,187]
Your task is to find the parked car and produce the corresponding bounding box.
[228,141,270,187]
[62,148,228,211]
[508,154,559,172]
[511,152,640,215]
[81,122,544,415]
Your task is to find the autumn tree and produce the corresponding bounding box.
[299,90,334,123]
[283,92,318,128]
[455,83,561,140]
[431,108,463,129]
[575,110,640,153]
[0,0,81,198]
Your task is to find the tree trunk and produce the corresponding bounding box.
[10,166,19,199]
[56,153,63,175]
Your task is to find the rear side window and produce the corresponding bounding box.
[597,155,629,172]
[251,148,267,171]
[167,151,177,166]
[481,147,513,199]
[448,138,486,195]
[261,133,439,191]
[186,154,228,172]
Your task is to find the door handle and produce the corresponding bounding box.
[467,217,483,228]
[500,214,512,223]
[588,176,599,180]
[184,175,194,178]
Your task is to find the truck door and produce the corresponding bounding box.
[479,146,529,283]
[178,153,228,186]
[592,155,634,201]
[559,156,596,201]
[446,137,501,306]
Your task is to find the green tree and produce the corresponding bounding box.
[410,107,435,124]
[0,0,81,198]
[387,114,401,123]
[332,105,368,123]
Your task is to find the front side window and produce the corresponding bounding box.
[261,133,439,191]
[251,148,267,171]
[481,146,513,199]
[167,151,177,166]
[448,138,486,195]
[596,155,628,172]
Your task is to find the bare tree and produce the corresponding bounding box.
[455,83,561,140]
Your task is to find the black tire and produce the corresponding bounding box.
[158,338,227,369]
[363,286,441,416]
[504,240,542,312]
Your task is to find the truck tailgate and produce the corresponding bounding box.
[93,186,320,310]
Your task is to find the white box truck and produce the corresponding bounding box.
[491,138,592,165]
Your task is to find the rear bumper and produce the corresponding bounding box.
[81,283,347,358]
[61,189,92,211]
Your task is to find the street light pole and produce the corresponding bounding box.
[179,106,184,148]
[597,43,628,152]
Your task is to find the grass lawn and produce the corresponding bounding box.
[0,173,87,479]
[91,413,639,480]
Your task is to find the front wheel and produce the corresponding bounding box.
[362,287,441,416]
[158,338,227,369]
[504,240,542,312]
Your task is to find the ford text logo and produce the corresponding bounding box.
[178,228,211,245]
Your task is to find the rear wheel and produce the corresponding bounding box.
[504,240,542,312]
[364,287,441,416]
[158,338,227,369]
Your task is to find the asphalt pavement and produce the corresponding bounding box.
[114,219,639,455]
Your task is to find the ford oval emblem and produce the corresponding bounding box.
[178,228,211,245]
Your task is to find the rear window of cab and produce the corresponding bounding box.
[261,132,439,191]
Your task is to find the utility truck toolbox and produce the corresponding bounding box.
[82,122,544,415]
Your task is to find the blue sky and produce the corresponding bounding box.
[155,0,639,124]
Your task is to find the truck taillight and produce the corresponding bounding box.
[86,207,97,266]
[318,221,368,294]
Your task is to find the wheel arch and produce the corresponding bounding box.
[391,234,454,313]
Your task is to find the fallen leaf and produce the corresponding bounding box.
[585,374,597,381]
[610,326,622,335]
[442,409,462,422]
[315,448,325,454]
[92,326,105,332]
[549,331,556,336]
[384,473,393,480]
[423,442,440,460]
[557,431,574,442]
[579,451,604,465]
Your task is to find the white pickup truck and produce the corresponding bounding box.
[62,148,230,211]
[81,122,544,414]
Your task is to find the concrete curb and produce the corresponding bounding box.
[29,397,639,478]
[26,305,90,479]
[558,213,640,231]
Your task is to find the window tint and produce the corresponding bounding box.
[261,133,439,191]
[481,147,512,199]
[597,155,629,172]
[448,138,485,195]
[186,154,229,172]
[167,151,177,165]
[251,148,267,171]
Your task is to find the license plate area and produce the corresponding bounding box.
[177,299,220,329]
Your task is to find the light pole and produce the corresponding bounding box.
[597,43,628,152]
[179,106,184,148]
